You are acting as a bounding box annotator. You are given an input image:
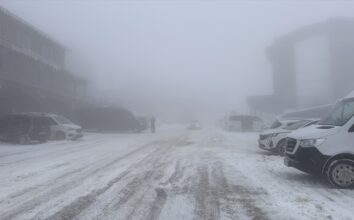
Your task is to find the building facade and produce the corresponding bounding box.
[248,17,354,114]
[0,7,87,119]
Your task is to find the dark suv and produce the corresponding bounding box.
[0,113,50,144]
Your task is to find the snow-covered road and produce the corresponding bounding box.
[1,125,354,220]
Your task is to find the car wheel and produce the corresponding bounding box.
[18,135,30,145]
[56,131,66,140]
[276,140,287,156]
[326,159,354,188]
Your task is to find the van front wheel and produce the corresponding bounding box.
[326,159,354,188]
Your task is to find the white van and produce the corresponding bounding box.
[24,113,83,140]
[284,91,354,188]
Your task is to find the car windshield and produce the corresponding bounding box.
[54,115,74,125]
[318,98,354,126]
[284,120,311,130]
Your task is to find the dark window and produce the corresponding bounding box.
[9,115,30,133]
[44,117,58,126]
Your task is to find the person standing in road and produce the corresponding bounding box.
[150,116,156,133]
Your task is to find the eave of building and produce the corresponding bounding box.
[266,17,354,60]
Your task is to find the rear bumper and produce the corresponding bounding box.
[284,147,330,175]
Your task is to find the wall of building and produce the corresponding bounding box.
[0,7,65,67]
[0,6,88,120]
[249,17,354,114]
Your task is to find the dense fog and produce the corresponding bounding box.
[1,1,354,123]
[3,2,354,219]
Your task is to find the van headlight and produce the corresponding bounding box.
[299,138,325,147]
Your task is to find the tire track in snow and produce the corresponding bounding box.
[192,164,221,220]
[92,138,182,220]
[1,137,176,220]
[0,139,106,167]
[34,136,188,220]
[189,133,270,220]
[147,188,168,220]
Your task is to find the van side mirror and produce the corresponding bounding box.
[349,124,354,132]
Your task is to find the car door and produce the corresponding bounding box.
[43,116,58,139]
[31,116,50,140]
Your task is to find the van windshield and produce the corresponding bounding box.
[318,98,354,126]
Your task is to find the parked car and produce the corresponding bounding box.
[265,118,300,130]
[284,91,354,188]
[24,113,83,140]
[0,113,50,144]
[188,120,201,130]
[258,119,318,156]
[136,116,149,132]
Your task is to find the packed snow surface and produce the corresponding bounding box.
[0,125,354,220]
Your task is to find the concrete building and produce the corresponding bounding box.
[248,17,354,114]
[0,7,87,119]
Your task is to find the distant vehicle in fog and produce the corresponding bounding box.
[136,116,149,131]
[258,119,319,156]
[0,113,50,144]
[188,120,201,130]
[76,106,143,132]
[225,114,263,132]
[23,113,83,140]
[285,91,354,188]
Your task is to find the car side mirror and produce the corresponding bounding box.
[349,124,354,132]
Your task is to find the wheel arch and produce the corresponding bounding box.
[322,153,354,174]
[275,138,287,147]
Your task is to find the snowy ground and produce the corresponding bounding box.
[1,125,354,220]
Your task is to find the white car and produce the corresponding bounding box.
[263,118,301,130]
[258,119,318,155]
[25,113,83,140]
[284,91,354,188]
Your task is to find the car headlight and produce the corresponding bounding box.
[270,133,279,137]
[299,138,325,147]
[68,128,75,131]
